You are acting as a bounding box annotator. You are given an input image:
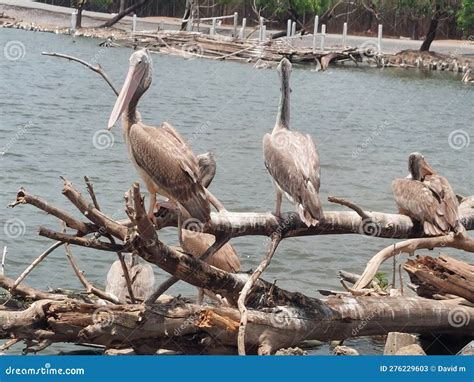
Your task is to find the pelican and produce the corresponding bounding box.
[262,58,323,226]
[182,151,240,304]
[108,49,210,224]
[105,254,155,303]
[392,152,462,236]
[462,68,473,84]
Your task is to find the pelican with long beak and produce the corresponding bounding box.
[392,152,462,236]
[263,58,323,226]
[108,49,210,224]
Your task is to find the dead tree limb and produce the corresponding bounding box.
[10,241,63,292]
[83,176,136,304]
[42,52,119,95]
[65,244,120,304]
[354,233,474,290]
[238,233,281,355]
[405,254,474,303]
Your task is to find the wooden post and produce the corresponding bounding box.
[160,21,165,31]
[312,15,319,53]
[342,22,347,47]
[262,25,266,41]
[132,14,137,32]
[377,24,383,51]
[239,18,246,40]
[233,12,238,38]
[70,10,77,32]
[287,19,292,37]
[291,21,296,36]
[320,24,326,51]
[210,17,216,36]
[259,17,264,41]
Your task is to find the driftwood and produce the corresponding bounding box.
[3,179,474,354]
[0,273,472,355]
[404,254,474,303]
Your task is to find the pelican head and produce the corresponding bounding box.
[277,58,292,91]
[108,49,153,130]
[408,152,435,181]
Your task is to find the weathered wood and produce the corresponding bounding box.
[404,254,474,302]
[0,285,471,355]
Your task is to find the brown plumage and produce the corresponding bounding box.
[392,152,461,236]
[108,49,210,224]
[181,230,240,273]
[181,154,239,304]
[263,58,323,226]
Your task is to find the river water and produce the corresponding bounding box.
[0,29,472,355]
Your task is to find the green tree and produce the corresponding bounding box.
[458,0,474,33]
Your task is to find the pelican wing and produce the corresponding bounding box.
[263,129,322,225]
[392,177,460,235]
[129,122,210,223]
[181,230,240,273]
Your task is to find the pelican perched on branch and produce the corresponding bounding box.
[263,58,323,226]
[108,49,210,224]
[392,152,462,236]
[182,152,240,304]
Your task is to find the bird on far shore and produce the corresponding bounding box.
[392,152,462,236]
[262,58,323,226]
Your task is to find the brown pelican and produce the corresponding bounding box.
[182,151,240,304]
[108,49,210,224]
[263,58,323,226]
[105,254,155,303]
[392,152,462,236]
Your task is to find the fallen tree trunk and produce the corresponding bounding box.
[404,254,474,303]
[0,275,472,355]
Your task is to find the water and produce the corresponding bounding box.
[0,29,473,355]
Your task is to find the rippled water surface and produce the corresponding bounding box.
[0,29,473,355]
